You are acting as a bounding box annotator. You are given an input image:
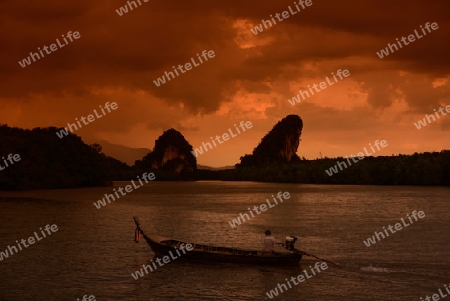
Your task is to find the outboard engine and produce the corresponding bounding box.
[284,236,298,251]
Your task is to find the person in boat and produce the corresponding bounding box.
[263,230,284,254]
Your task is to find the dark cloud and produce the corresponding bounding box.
[1,0,449,109]
[0,0,449,165]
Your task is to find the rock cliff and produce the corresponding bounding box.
[135,129,196,173]
[237,115,303,167]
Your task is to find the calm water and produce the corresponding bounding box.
[0,182,449,301]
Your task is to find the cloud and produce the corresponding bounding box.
[0,0,449,165]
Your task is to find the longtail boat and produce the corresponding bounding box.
[133,217,303,266]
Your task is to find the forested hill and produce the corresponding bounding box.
[2,123,449,189]
[0,125,130,190]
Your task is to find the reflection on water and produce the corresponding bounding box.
[0,182,449,301]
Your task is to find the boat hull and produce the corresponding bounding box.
[142,233,302,266]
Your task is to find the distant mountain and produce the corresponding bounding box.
[135,128,196,173]
[89,139,234,171]
[87,139,150,166]
[237,115,303,167]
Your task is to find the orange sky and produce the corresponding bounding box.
[1,0,449,167]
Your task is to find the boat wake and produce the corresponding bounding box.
[360,264,390,273]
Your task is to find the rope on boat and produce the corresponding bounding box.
[134,217,141,243]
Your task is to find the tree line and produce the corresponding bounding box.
[210,151,450,185]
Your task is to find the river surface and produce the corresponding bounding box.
[0,182,449,301]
